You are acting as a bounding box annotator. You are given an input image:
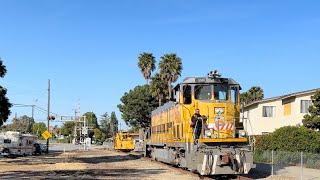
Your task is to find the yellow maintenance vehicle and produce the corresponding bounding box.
[113,131,135,152]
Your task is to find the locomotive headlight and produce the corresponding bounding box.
[239,130,247,137]
[206,132,212,137]
[214,107,225,114]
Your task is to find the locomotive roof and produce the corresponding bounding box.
[152,101,175,116]
[173,77,241,90]
[182,77,239,85]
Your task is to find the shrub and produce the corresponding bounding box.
[253,126,320,153]
[253,126,320,167]
[271,126,320,153]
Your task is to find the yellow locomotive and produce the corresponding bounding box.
[144,70,254,176]
[113,131,135,152]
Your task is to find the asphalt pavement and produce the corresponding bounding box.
[47,142,101,154]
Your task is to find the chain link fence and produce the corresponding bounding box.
[254,150,320,180]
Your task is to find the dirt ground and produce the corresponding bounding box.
[0,148,199,180]
[2,148,293,180]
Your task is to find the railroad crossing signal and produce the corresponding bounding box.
[42,130,52,140]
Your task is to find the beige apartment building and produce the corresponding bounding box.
[242,88,319,135]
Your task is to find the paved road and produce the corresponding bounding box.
[48,143,101,154]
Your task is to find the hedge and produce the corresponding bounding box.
[253,126,320,154]
[253,126,320,169]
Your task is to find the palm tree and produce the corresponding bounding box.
[137,52,156,84]
[240,92,250,105]
[240,86,264,105]
[150,73,168,106]
[159,53,183,100]
[248,86,264,102]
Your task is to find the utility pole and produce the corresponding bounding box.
[32,99,37,121]
[46,79,50,154]
[73,108,77,144]
[32,105,34,120]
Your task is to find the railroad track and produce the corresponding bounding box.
[125,151,253,180]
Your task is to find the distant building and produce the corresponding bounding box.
[48,126,58,137]
[129,133,140,141]
[242,88,319,135]
[49,126,55,133]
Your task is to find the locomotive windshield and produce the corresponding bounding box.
[214,84,228,100]
[195,85,211,100]
[193,84,234,101]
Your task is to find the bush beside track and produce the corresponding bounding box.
[252,126,320,168]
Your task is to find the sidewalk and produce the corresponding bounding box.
[255,163,320,180]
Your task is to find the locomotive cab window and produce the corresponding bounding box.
[182,85,192,104]
[214,84,228,100]
[230,86,239,104]
[195,85,212,100]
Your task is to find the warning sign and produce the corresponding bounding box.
[42,130,52,140]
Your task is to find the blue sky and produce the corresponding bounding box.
[1,1,320,129]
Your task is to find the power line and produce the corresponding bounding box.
[35,105,59,117]
[8,90,47,96]
[12,103,59,117]
[34,107,48,115]
[12,103,33,106]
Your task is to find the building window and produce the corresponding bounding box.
[283,103,291,116]
[301,100,312,113]
[262,106,275,117]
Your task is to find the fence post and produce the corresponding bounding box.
[271,150,274,176]
[301,151,303,180]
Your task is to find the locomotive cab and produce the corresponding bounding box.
[172,71,246,141]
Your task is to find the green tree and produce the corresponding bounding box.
[128,126,139,133]
[110,111,118,137]
[138,52,156,84]
[150,73,168,106]
[303,90,320,131]
[32,122,47,138]
[100,112,110,134]
[93,128,107,143]
[240,86,264,105]
[93,128,102,141]
[60,121,75,136]
[248,86,264,102]
[240,92,250,104]
[83,112,98,129]
[159,53,182,99]
[118,85,158,128]
[6,115,34,133]
[0,58,12,126]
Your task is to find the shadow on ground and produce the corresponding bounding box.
[73,153,142,164]
[0,168,167,179]
[0,152,142,166]
[241,163,271,179]
[0,151,65,165]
